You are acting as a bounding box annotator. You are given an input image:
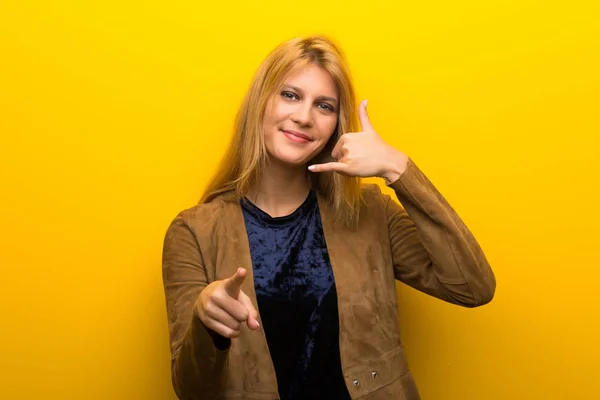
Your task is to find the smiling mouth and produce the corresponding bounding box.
[281,130,312,143]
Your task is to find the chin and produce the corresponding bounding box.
[269,150,313,168]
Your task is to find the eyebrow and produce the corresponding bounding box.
[282,85,339,105]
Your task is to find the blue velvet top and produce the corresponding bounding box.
[240,191,351,400]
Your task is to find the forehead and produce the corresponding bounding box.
[282,63,338,98]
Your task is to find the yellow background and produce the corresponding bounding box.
[1,1,599,399]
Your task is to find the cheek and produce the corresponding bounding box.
[266,99,292,125]
[316,116,338,141]
[263,101,275,127]
[263,104,282,142]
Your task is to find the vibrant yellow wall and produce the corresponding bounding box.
[1,1,598,399]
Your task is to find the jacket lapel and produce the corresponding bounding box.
[221,200,280,391]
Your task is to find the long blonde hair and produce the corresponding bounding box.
[201,35,362,226]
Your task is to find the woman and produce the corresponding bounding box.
[162,35,496,400]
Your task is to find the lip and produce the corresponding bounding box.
[281,130,312,143]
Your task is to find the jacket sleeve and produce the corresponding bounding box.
[385,159,496,307]
[162,212,230,399]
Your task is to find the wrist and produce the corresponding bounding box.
[381,149,409,185]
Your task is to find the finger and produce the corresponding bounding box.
[223,267,247,298]
[205,303,242,331]
[238,291,260,330]
[203,318,241,339]
[308,162,351,174]
[358,99,374,132]
[214,294,250,322]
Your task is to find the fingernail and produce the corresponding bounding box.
[308,165,315,171]
[364,99,368,108]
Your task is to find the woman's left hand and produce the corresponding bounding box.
[308,100,409,184]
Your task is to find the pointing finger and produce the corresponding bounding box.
[223,267,247,298]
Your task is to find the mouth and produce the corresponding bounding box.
[281,130,312,144]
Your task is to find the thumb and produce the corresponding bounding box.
[223,267,247,298]
[238,291,260,330]
[358,99,374,132]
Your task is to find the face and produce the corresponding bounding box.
[262,63,339,168]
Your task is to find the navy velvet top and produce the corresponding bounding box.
[240,191,351,400]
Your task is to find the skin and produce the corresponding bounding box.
[196,63,410,339]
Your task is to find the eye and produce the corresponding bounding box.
[281,91,299,101]
[318,103,335,112]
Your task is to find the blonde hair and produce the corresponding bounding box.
[201,35,362,226]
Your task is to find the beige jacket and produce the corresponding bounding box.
[161,159,496,400]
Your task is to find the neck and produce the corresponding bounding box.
[247,158,312,218]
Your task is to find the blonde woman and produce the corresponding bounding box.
[162,35,496,400]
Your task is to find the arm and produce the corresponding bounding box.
[307,100,496,306]
[385,159,496,307]
[162,213,230,399]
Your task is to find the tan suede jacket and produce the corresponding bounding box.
[161,159,496,400]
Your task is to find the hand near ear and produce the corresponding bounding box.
[308,100,409,185]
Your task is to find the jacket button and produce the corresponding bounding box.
[372,371,378,378]
[353,379,360,387]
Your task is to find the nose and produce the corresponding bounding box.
[290,102,313,127]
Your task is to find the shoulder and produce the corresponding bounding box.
[166,195,237,236]
[360,183,389,207]
[354,183,393,223]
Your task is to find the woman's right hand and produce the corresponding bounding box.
[195,267,260,338]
